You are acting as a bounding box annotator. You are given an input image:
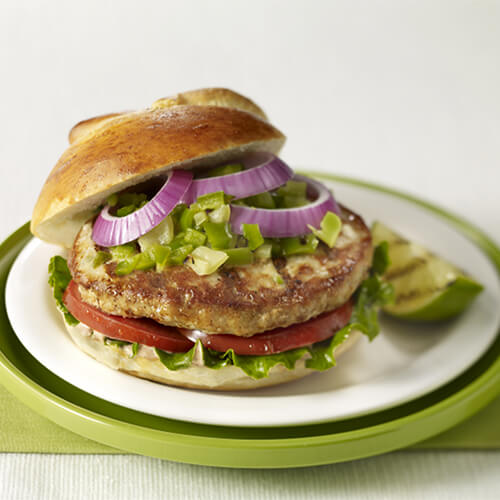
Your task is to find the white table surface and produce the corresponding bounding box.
[1,1,499,498]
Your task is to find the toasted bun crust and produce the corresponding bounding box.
[32,89,285,247]
[65,321,361,391]
[68,112,124,145]
[67,88,268,146]
[151,87,268,120]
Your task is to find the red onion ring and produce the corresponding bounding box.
[183,152,293,205]
[92,169,193,247]
[230,175,341,238]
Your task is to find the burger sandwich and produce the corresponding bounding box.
[32,88,393,391]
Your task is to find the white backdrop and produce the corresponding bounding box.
[1,0,499,241]
[0,1,499,499]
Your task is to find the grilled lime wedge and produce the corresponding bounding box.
[371,221,483,321]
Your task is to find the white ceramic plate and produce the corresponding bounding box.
[6,179,500,427]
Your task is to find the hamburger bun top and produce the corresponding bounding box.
[31,88,285,248]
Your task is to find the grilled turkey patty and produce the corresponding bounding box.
[69,206,373,336]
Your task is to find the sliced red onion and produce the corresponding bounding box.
[230,175,341,238]
[92,170,193,247]
[183,152,293,205]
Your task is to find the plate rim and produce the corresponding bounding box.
[0,174,499,468]
[7,179,499,428]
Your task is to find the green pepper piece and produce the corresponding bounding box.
[187,246,229,275]
[179,207,197,231]
[118,193,148,207]
[116,204,137,217]
[265,238,283,258]
[107,193,119,207]
[150,244,171,271]
[115,254,141,276]
[208,204,231,223]
[204,222,233,250]
[168,232,187,250]
[223,248,254,267]
[280,195,309,208]
[93,251,111,268]
[135,251,155,271]
[184,228,207,247]
[193,211,208,227]
[277,180,307,198]
[308,211,342,248]
[200,163,243,178]
[281,234,319,256]
[242,192,276,209]
[110,243,137,260]
[169,244,193,265]
[254,243,272,260]
[242,223,264,250]
[168,203,186,233]
[138,216,174,251]
[193,191,226,210]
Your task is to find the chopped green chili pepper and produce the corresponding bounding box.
[254,243,272,260]
[179,207,197,231]
[193,211,208,227]
[204,222,233,250]
[135,251,155,271]
[107,193,119,207]
[273,181,309,208]
[110,243,137,261]
[277,180,307,198]
[150,244,171,271]
[93,251,111,268]
[116,204,137,217]
[265,238,283,258]
[169,244,194,265]
[113,193,148,217]
[308,211,342,248]
[115,254,141,276]
[280,195,309,208]
[242,223,264,250]
[168,204,187,233]
[223,247,254,267]
[119,193,148,206]
[242,192,276,209]
[187,246,228,275]
[281,234,319,256]
[193,191,226,210]
[168,232,187,250]
[208,204,231,223]
[200,163,243,178]
[138,216,174,250]
[184,228,207,247]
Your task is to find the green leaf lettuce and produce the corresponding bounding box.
[48,256,79,326]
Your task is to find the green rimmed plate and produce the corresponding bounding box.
[0,175,499,468]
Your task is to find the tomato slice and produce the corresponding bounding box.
[63,281,194,352]
[63,280,353,356]
[179,301,353,355]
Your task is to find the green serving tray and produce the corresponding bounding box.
[0,175,499,468]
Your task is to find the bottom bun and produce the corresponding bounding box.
[65,321,362,391]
